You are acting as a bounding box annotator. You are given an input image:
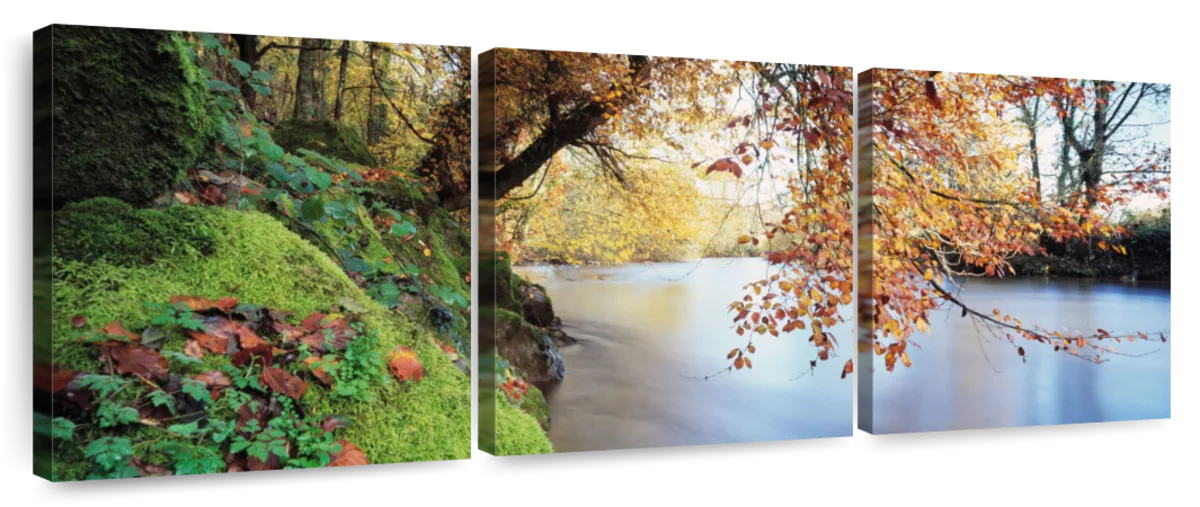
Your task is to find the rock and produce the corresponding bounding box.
[495,309,564,384]
[520,285,555,327]
[51,26,213,206]
[272,118,376,166]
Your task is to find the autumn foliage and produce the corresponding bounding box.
[862,69,1170,370]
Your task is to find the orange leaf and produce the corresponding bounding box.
[100,322,140,342]
[387,345,425,383]
[329,440,369,467]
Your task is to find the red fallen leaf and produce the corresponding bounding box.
[262,366,308,400]
[273,321,307,342]
[34,364,78,394]
[170,295,239,313]
[100,321,140,342]
[301,312,327,332]
[304,357,337,386]
[131,458,172,477]
[329,440,369,467]
[184,339,205,359]
[237,326,270,353]
[72,315,87,329]
[108,343,169,380]
[841,359,854,379]
[299,319,356,352]
[387,346,424,383]
[189,330,229,355]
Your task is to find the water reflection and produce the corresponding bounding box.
[516,259,852,452]
[869,278,1170,434]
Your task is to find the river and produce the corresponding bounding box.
[514,258,852,453]
[866,277,1171,434]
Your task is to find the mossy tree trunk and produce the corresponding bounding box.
[293,37,325,120]
[51,25,212,207]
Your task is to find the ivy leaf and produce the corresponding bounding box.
[206,79,240,95]
[229,58,252,77]
[301,196,327,222]
[389,221,417,237]
[51,417,76,441]
[325,200,348,220]
[263,144,285,163]
[251,70,274,83]
[250,83,271,96]
[168,421,200,437]
[199,33,222,50]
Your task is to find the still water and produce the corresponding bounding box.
[514,258,852,453]
[868,278,1171,434]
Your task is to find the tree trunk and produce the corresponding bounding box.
[333,40,350,121]
[1083,80,1109,208]
[232,34,259,111]
[366,42,377,146]
[293,37,324,120]
[1020,98,1041,203]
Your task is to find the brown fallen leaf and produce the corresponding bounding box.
[301,312,327,332]
[131,458,172,477]
[72,314,87,329]
[387,346,424,383]
[329,440,369,467]
[100,321,140,342]
[170,295,239,313]
[108,343,169,380]
[184,339,205,359]
[304,357,338,386]
[188,330,229,355]
[262,366,308,400]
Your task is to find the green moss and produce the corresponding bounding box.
[273,119,376,166]
[453,256,470,278]
[52,26,212,206]
[428,208,470,258]
[51,207,469,478]
[54,198,216,266]
[494,252,527,314]
[518,385,550,432]
[494,393,553,456]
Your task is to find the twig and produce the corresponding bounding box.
[681,365,734,382]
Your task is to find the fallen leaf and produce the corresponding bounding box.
[132,458,172,477]
[387,346,424,383]
[100,322,140,342]
[304,357,337,386]
[184,339,205,359]
[329,440,369,467]
[262,366,308,400]
[108,343,169,380]
[188,331,229,355]
[301,312,327,332]
[170,295,239,313]
[72,315,87,329]
[320,416,354,434]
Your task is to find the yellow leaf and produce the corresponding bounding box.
[923,268,933,281]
